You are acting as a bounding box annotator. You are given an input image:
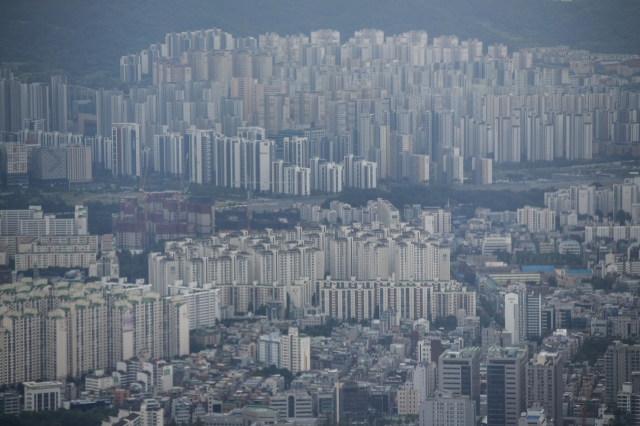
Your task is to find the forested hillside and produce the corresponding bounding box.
[1,0,639,88]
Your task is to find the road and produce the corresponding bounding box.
[237,177,623,211]
[464,178,620,192]
[248,195,329,210]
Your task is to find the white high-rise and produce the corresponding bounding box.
[111,123,141,177]
[280,327,310,374]
[258,332,282,368]
[504,288,541,343]
[186,129,214,184]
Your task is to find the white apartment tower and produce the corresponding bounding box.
[280,327,310,374]
[504,289,542,344]
[111,123,141,177]
[258,332,282,368]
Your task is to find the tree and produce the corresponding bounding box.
[8,407,117,426]
[493,250,512,264]
[573,338,611,365]
[615,210,632,225]
[464,272,477,287]
[590,276,615,292]
[479,310,491,327]
[432,315,458,331]
[254,365,295,388]
[0,415,25,426]
[190,340,205,354]
[302,324,335,337]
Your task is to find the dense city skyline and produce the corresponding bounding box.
[2,3,640,426]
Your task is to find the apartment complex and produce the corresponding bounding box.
[0,279,188,385]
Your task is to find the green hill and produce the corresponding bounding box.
[1,0,639,88]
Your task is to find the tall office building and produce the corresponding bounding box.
[526,351,564,426]
[437,347,480,413]
[418,390,475,426]
[605,342,640,403]
[504,289,541,343]
[504,293,521,343]
[412,363,433,403]
[486,346,527,426]
[523,290,542,341]
[616,382,640,426]
[335,382,370,424]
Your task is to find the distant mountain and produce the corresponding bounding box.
[1,0,638,88]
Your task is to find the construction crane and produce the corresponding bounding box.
[581,374,594,426]
[176,153,189,222]
[231,180,263,233]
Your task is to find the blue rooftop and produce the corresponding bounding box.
[564,269,593,275]
[521,265,555,272]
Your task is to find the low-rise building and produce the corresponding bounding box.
[23,381,62,412]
